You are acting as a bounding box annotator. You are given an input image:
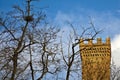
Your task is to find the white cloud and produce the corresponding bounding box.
[91,13,120,38]
[54,10,120,67]
[54,10,120,38]
[111,34,120,66]
[54,11,74,25]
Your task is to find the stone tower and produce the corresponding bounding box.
[79,38,111,80]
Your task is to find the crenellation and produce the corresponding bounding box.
[80,38,84,45]
[79,37,111,80]
[106,37,110,44]
[97,38,102,44]
[80,37,110,46]
[88,39,93,45]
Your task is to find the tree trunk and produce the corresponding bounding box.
[10,53,18,80]
[66,66,70,80]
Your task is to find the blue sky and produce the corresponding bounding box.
[1,0,120,16]
[1,0,120,19]
[0,0,120,66]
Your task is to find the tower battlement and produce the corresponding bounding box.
[79,37,111,80]
[80,37,110,46]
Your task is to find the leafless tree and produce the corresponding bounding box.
[33,26,61,80]
[111,60,120,80]
[1,1,119,80]
[59,22,101,80]
[0,0,60,80]
[0,0,62,80]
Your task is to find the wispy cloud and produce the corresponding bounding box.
[54,10,120,66]
[54,10,120,38]
[111,34,120,66]
[54,11,74,24]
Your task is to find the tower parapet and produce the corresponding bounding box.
[79,37,111,80]
[80,38,84,45]
[106,37,110,44]
[97,38,102,44]
[88,39,93,45]
[80,37,111,46]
